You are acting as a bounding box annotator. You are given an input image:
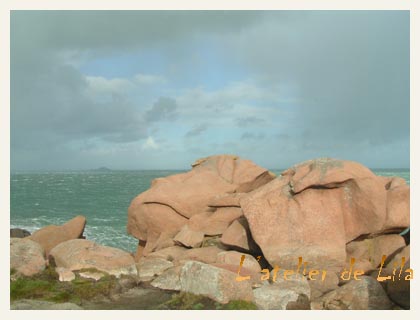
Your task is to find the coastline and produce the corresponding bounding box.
[10,156,411,310]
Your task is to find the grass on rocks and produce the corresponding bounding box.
[10,267,120,304]
[11,268,258,310]
[158,292,258,310]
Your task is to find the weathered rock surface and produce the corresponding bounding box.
[187,207,243,236]
[311,276,393,310]
[220,218,254,251]
[127,155,274,255]
[386,271,410,309]
[79,271,106,281]
[133,240,145,262]
[386,181,410,231]
[386,244,410,268]
[207,193,244,208]
[173,225,204,248]
[11,300,83,310]
[10,238,46,276]
[308,272,339,299]
[123,156,410,310]
[216,251,261,274]
[176,246,225,265]
[180,261,254,303]
[147,246,187,261]
[151,266,182,291]
[136,257,174,281]
[10,228,31,238]
[56,267,75,282]
[201,235,229,249]
[240,158,410,269]
[29,215,86,254]
[371,245,411,309]
[49,239,137,278]
[346,234,406,272]
[213,263,262,287]
[253,278,311,310]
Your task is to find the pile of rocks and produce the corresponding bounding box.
[10,155,410,309]
[127,155,410,309]
[10,216,138,281]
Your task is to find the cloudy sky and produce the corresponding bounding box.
[11,11,409,170]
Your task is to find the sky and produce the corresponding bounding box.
[10,10,409,170]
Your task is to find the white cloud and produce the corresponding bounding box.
[84,73,166,97]
[85,76,135,95]
[174,80,293,127]
[141,136,159,150]
[134,73,166,85]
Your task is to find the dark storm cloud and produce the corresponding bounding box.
[228,11,409,149]
[11,54,147,149]
[11,11,264,53]
[10,11,409,170]
[10,11,264,170]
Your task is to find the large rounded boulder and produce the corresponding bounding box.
[49,239,137,278]
[127,155,275,255]
[240,158,409,270]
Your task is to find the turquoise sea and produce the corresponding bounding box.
[10,169,410,253]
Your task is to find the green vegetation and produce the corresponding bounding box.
[10,267,119,305]
[218,300,258,310]
[11,268,258,310]
[158,292,212,310]
[158,292,258,310]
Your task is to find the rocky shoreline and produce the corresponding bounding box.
[10,155,410,310]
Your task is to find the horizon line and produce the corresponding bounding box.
[10,167,411,173]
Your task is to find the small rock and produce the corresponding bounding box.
[173,225,204,248]
[79,271,106,281]
[56,267,75,282]
[10,228,31,238]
